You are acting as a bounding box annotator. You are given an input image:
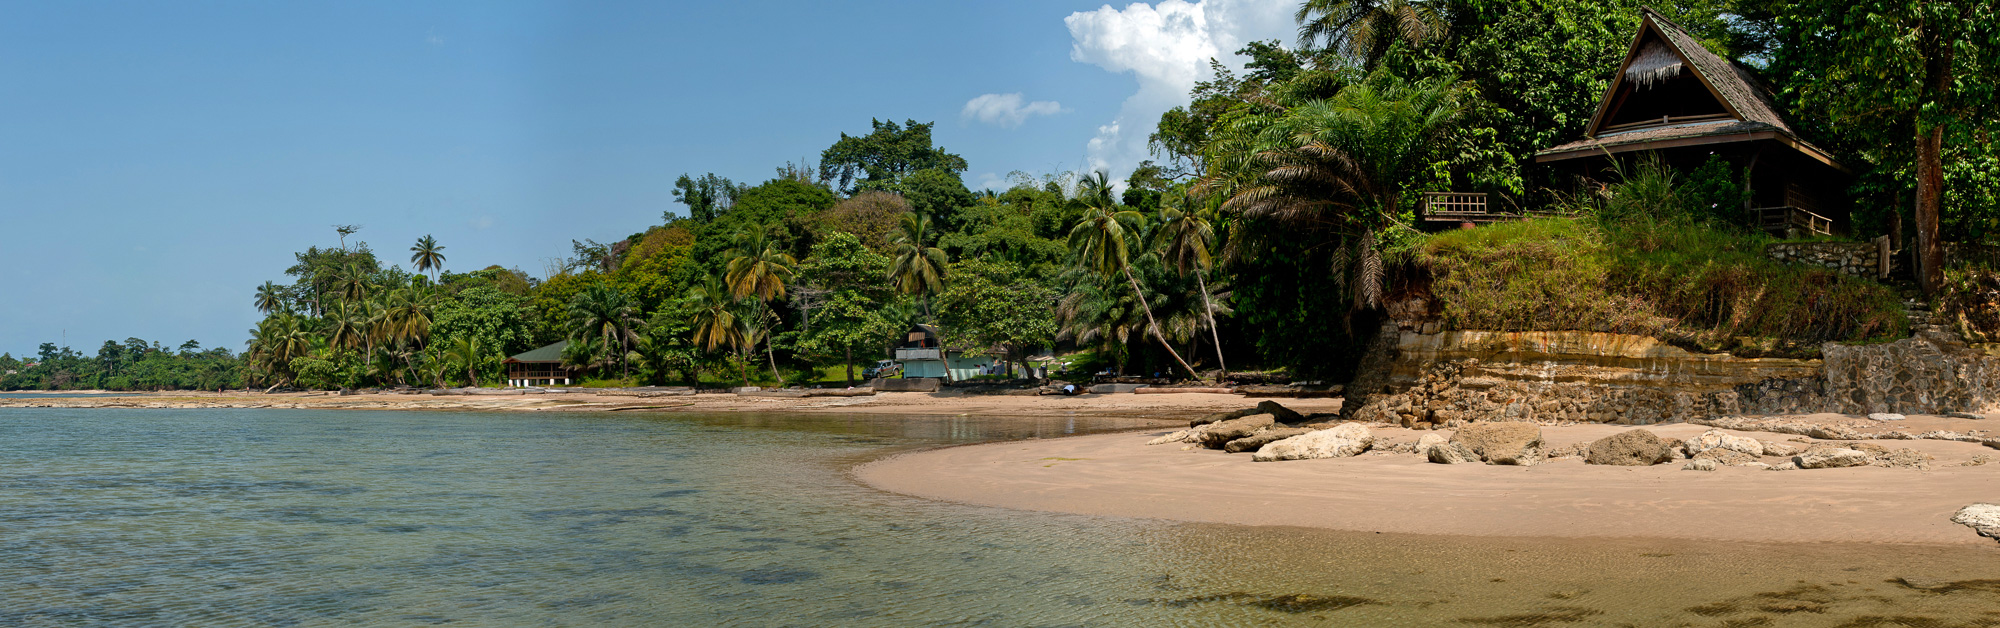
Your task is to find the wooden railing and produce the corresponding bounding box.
[1754,206,1833,238]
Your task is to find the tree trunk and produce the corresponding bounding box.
[844,345,855,388]
[765,336,784,387]
[1195,269,1227,382]
[1916,124,1945,294]
[1122,266,1202,381]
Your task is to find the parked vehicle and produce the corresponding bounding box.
[862,360,901,379]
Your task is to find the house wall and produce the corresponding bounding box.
[901,355,1002,380]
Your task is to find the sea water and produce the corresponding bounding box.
[3,408,1998,626]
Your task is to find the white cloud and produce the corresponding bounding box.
[961,93,1065,128]
[1064,0,1293,182]
[426,29,446,47]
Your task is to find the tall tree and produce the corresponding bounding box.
[254,281,286,314]
[1296,0,1452,69]
[818,119,970,195]
[1778,0,1999,293]
[886,211,954,382]
[1152,198,1228,381]
[725,229,798,386]
[566,284,643,381]
[1068,171,1202,381]
[409,235,446,280]
[672,173,744,222]
[686,276,749,385]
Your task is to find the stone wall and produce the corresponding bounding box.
[1347,327,2000,426]
[1765,241,1888,279]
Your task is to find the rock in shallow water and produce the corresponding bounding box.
[1585,429,1674,466]
[1252,423,1373,462]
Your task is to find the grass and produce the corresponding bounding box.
[1410,215,1908,356]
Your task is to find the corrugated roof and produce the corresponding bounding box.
[506,340,569,363]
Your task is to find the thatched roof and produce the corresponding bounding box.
[1536,8,1843,172]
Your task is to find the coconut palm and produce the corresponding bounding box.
[335,259,374,305]
[887,212,952,380]
[1153,197,1228,380]
[254,281,286,314]
[725,229,797,386]
[444,334,483,387]
[686,275,749,385]
[1068,171,1202,381]
[326,302,367,353]
[1296,0,1450,69]
[567,284,643,381]
[409,235,446,280]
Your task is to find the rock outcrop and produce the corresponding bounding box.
[1684,429,1764,457]
[1952,504,2000,543]
[1197,415,1277,449]
[1253,423,1374,462]
[1255,400,1308,425]
[1794,447,1872,469]
[1448,422,1542,465]
[1692,448,1756,466]
[1683,459,1718,471]
[1223,427,1311,453]
[1585,429,1674,466]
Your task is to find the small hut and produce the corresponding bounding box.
[504,341,575,387]
[1535,8,1851,236]
[892,324,997,381]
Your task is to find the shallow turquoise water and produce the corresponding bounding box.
[5,408,2000,627]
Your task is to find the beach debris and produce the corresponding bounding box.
[1693,448,1757,465]
[1950,504,2000,543]
[1793,447,1872,469]
[1198,414,1278,448]
[1683,429,1764,457]
[1585,429,1674,466]
[1868,413,1907,421]
[1252,423,1373,462]
[1224,427,1310,453]
[1447,422,1544,465]
[1682,459,1718,471]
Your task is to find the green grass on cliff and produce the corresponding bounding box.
[1409,217,1907,355]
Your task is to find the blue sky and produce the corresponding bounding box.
[0,0,1292,357]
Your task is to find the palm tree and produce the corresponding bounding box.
[725,229,797,386]
[335,259,374,306]
[1296,0,1450,69]
[887,212,951,380]
[1153,198,1228,381]
[687,276,748,385]
[409,235,446,280]
[1217,71,1464,311]
[445,335,482,387]
[1068,171,1202,381]
[567,284,642,381]
[254,281,286,314]
[326,302,367,353]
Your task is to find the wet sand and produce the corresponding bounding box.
[859,421,2000,545]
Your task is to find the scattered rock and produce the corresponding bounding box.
[1961,455,1992,467]
[1692,448,1756,465]
[1415,433,1449,457]
[1146,429,1194,446]
[1684,429,1763,457]
[1256,400,1307,425]
[1766,461,1799,471]
[1585,429,1674,466]
[1760,440,1801,458]
[1224,427,1311,453]
[1451,422,1544,466]
[1190,407,1260,427]
[1427,441,1481,464]
[1197,414,1277,449]
[1871,447,1935,470]
[1868,413,1907,421]
[1543,442,1590,460]
[1682,459,1718,471]
[1795,447,1872,469]
[1253,423,1373,462]
[1951,504,2000,543]
[1743,462,1772,470]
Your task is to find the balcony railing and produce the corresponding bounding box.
[1754,205,1833,238]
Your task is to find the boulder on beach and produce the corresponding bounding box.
[1683,459,1718,471]
[1252,423,1373,462]
[1585,429,1674,466]
[1684,429,1763,457]
[1415,433,1449,457]
[1451,422,1543,465]
[1952,504,2000,543]
[1191,407,1261,428]
[1223,427,1311,453]
[1197,414,1277,449]
[1255,400,1308,425]
[1795,447,1872,469]
[1427,441,1480,464]
[1759,440,1801,458]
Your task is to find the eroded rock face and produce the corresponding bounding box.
[1224,427,1310,453]
[1197,414,1276,449]
[1450,422,1542,465]
[1252,423,1373,462]
[1952,504,2000,542]
[1585,429,1674,466]
[1795,447,1871,469]
[1685,429,1764,457]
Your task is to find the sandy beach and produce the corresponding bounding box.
[859,419,2000,545]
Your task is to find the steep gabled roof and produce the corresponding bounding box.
[505,340,569,364]
[1537,8,1843,171]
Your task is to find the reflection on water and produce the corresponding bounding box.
[2,408,1998,626]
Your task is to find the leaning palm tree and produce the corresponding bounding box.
[1296,0,1450,69]
[409,235,446,281]
[567,284,643,381]
[725,229,797,386]
[1068,171,1202,381]
[444,335,483,387]
[1153,197,1228,381]
[254,281,286,314]
[687,276,748,385]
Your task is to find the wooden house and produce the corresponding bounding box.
[892,324,998,381]
[504,341,576,387]
[1534,8,1851,236]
